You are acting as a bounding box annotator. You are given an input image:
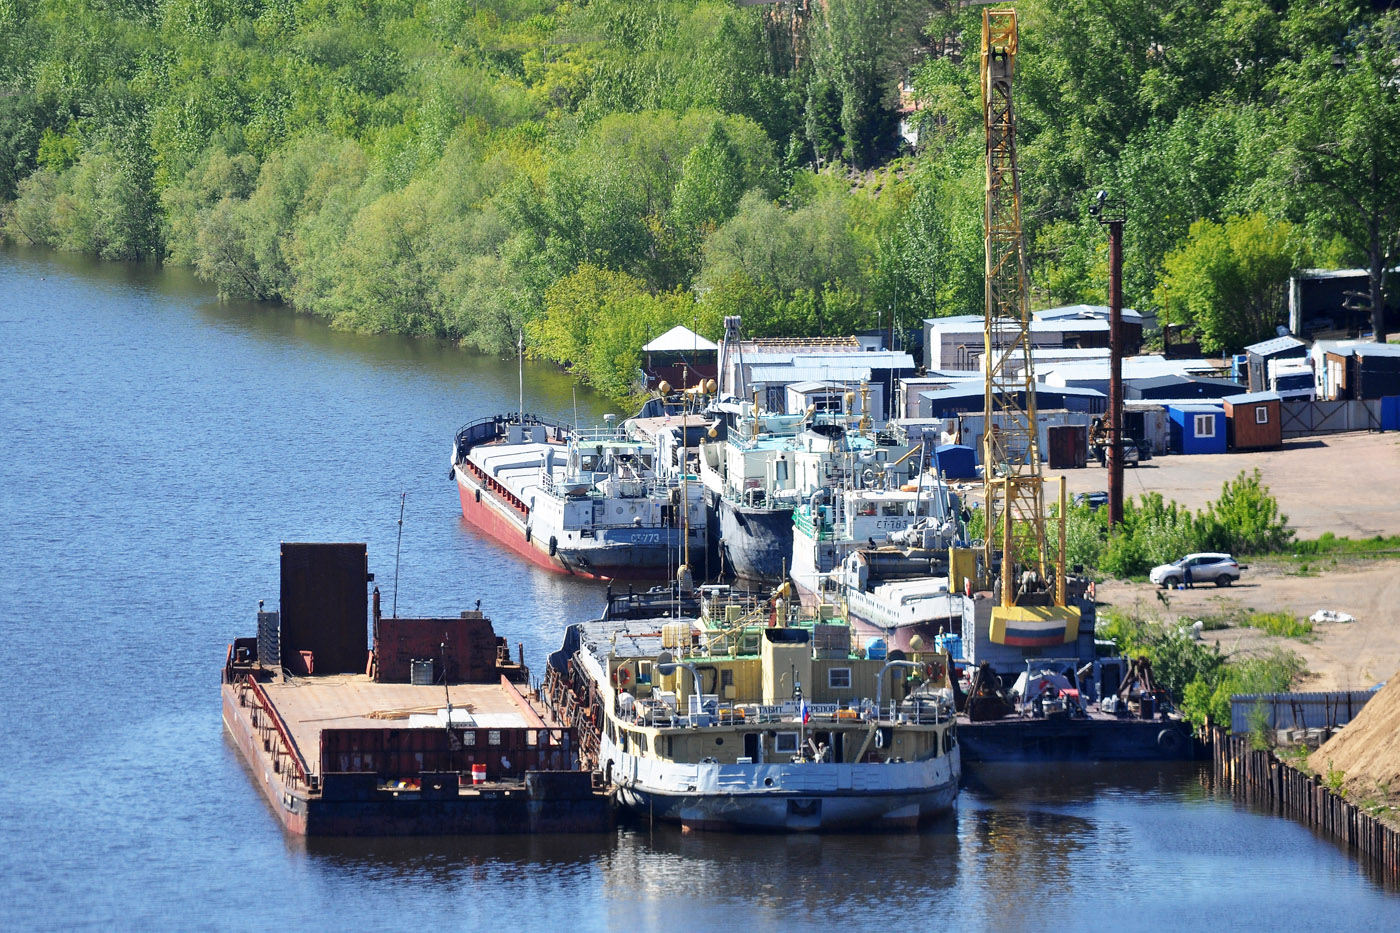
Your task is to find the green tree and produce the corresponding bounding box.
[1155,213,1301,352]
[1273,8,1400,341]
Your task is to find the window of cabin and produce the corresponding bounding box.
[829,668,852,690]
[1255,405,1269,425]
[1194,414,1215,438]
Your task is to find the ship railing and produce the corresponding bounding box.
[453,413,573,460]
[235,674,316,792]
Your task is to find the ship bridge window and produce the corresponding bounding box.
[881,503,901,516]
[774,731,800,755]
[828,668,852,689]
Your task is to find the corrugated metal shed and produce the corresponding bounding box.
[1230,690,1378,733]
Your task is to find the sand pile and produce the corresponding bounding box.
[1309,672,1400,817]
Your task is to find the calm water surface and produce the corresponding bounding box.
[1,247,1396,931]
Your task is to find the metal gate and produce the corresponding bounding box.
[1280,399,1381,438]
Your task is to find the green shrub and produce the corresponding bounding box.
[1241,611,1312,638]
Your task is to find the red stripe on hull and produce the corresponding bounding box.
[455,472,666,581]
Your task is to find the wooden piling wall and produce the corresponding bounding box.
[1211,726,1399,885]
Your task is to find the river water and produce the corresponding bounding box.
[1,247,1395,930]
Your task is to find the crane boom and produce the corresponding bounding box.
[979,9,1077,644]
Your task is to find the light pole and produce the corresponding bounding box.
[1090,190,1125,528]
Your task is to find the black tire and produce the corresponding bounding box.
[548,536,558,557]
[1161,576,1181,589]
[1215,575,1232,587]
[1157,728,1187,756]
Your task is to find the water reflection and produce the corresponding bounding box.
[5,247,1399,930]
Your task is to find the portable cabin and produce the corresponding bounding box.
[1222,391,1282,451]
[1243,335,1306,393]
[1165,403,1226,455]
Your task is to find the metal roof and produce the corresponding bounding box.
[918,381,1106,402]
[1223,391,1281,404]
[924,318,1111,335]
[1164,402,1225,413]
[1350,342,1400,357]
[643,324,718,353]
[742,350,914,367]
[787,380,841,393]
[1244,335,1305,356]
[1033,303,1144,323]
[1129,373,1245,391]
[750,364,876,384]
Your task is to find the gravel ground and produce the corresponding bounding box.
[1044,430,1400,539]
[1096,558,1400,692]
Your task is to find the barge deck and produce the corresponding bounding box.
[222,543,612,836]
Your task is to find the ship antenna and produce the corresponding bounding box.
[517,329,525,424]
[392,491,406,618]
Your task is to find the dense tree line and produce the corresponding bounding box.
[0,1,1395,397]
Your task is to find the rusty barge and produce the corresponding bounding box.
[221,543,612,836]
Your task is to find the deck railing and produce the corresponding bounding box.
[236,675,315,791]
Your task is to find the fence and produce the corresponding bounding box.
[1280,399,1381,438]
[1229,690,1378,734]
[1211,726,1399,884]
[319,726,576,781]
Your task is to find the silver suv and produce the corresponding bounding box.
[1150,553,1241,588]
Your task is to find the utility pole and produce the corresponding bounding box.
[1091,190,1125,527]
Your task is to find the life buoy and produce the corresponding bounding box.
[925,661,944,681]
[613,665,633,688]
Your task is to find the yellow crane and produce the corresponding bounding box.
[979,9,1078,646]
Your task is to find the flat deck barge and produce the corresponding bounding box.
[221,543,611,836]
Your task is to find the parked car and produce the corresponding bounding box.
[1150,553,1242,588]
[1090,439,1140,467]
[1073,491,1108,510]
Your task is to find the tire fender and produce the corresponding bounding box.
[1157,727,1186,756]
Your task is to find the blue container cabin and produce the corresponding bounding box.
[1165,403,1227,455]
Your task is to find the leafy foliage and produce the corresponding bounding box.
[1,1,1397,399]
[1098,609,1304,729]
[1065,470,1292,579]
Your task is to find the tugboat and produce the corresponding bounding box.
[544,589,960,831]
[451,413,706,579]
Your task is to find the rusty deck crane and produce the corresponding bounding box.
[979,9,1078,648]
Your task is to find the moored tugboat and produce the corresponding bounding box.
[545,591,960,832]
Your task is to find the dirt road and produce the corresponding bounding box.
[1045,430,1400,539]
[1097,559,1400,692]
